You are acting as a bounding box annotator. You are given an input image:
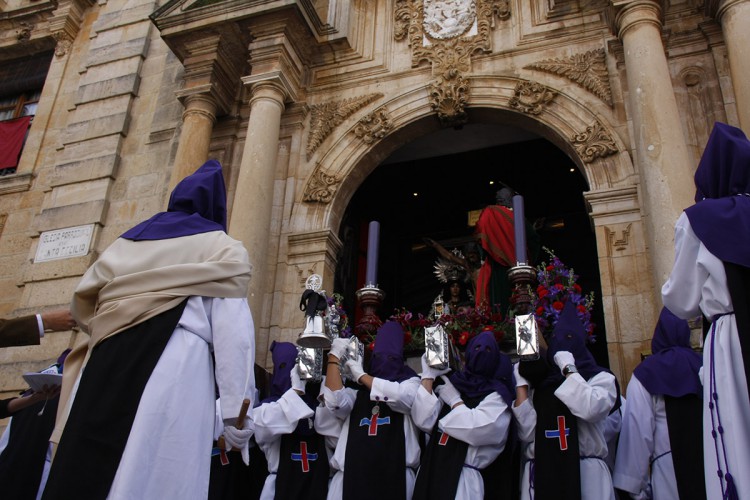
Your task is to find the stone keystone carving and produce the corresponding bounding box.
[525,48,613,106]
[306,93,384,160]
[354,107,392,145]
[394,0,510,127]
[571,121,619,163]
[508,81,557,115]
[303,163,342,204]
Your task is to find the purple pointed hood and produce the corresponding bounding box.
[546,301,605,381]
[262,341,298,403]
[369,321,417,383]
[685,122,750,268]
[449,330,514,405]
[121,159,227,240]
[633,307,702,397]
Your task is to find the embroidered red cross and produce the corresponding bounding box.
[438,431,450,446]
[544,415,570,450]
[290,441,318,472]
[359,411,391,436]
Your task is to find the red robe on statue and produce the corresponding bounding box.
[474,205,516,309]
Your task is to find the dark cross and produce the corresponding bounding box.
[359,411,391,436]
[438,431,450,446]
[544,415,570,450]
[291,441,318,472]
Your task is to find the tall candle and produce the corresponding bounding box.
[365,221,380,286]
[512,195,527,265]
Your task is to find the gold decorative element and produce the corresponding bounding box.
[525,48,612,106]
[508,81,557,115]
[571,121,619,163]
[394,0,510,126]
[302,163,341,204]
[306,93,383,159]
[354,107,392,144]
[605,223,632,252]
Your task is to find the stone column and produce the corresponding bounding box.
[614,0,696,297]
[713,0,750,130]
[229,81,288,317]
[169,92,217,191]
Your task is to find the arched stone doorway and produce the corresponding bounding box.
[284,78,655,385]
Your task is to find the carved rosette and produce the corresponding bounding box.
[303,163,341,203]
[306,93,384,159]
[354,107,392,145]
[525,48,613,106]
[571,121,619,163]
[394,0,510,127]
[509,81,557,115]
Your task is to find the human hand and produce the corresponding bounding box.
[553,351,576,372]
[513,363,530,388]
[41,310,76,331]
[420,353,449,380]
[329,338,349,361]
[435,376,463,408]
[291,365,306,394]
[345,359,366,384]
[222,417,253,465]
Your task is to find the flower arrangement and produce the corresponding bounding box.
[389,304,513,352]
[327,293,353,338]
[533,247,596,340]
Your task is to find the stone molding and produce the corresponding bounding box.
[48,0,96,57]
[508,80,557,115]
[306,93,384,159]
[524,48,613,106]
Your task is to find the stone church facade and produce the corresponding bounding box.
[0,0,748,401]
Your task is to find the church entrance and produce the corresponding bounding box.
[335,122,610,367]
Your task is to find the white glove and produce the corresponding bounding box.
[291,365,306,394]
[345,358,366,384]
[222,417,253,465]
[513,362,530,388]
[329,338,349,360]
[420,353,449,380]
[553,351,576,373]
[435,376,463,407]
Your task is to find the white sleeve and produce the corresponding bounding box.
[212,297,256,424]
[254,389,315,445]
[554,371,617,422]
[613,377,655,496]
[411,384,441,433]
[512,397,537,443]
[439,392,511,448]
[661,213,705,319]
[371,377,420,414]
[321,385,357,420]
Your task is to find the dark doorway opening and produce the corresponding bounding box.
[335,125,609,367]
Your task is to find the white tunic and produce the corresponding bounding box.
[613,376,678,500]
[511,371,617,500]
[320,377,421,500]
[107,296,255,500]
[662,212,750,500]
[254,385,341,500]
[411,385,511,499]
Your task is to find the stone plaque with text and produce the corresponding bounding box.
[35,224,94,263]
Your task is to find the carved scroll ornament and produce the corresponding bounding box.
[303,163,341,204]
[306,93,384,159]
[508,81,557,115]
[354,107,392,145]
[571,121,619,163]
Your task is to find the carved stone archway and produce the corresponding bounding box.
[283,76,655,383]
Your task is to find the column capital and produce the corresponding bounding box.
[174,90,218,125]
[241,72,298,106]
[705,0,750,21]
[612,0,662,39]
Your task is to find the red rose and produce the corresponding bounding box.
[537,287,549,299]
[368,341,376,351]
[546,265,555,271]
[577,304,587,314]
[404,331,412,345]
[552,301,564,311]
[536,306,544,316]
[458,331,469,346]
[554,283,564,291]
[573,284,582,293]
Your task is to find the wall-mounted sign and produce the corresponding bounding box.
[34,224,94,263]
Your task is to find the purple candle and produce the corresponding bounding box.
[512,195,527,265]
[365,221,380,286]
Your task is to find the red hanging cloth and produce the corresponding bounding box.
[0,116,32,170]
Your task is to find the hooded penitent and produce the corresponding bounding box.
[449,330,514,406]
[369,321,417,382]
